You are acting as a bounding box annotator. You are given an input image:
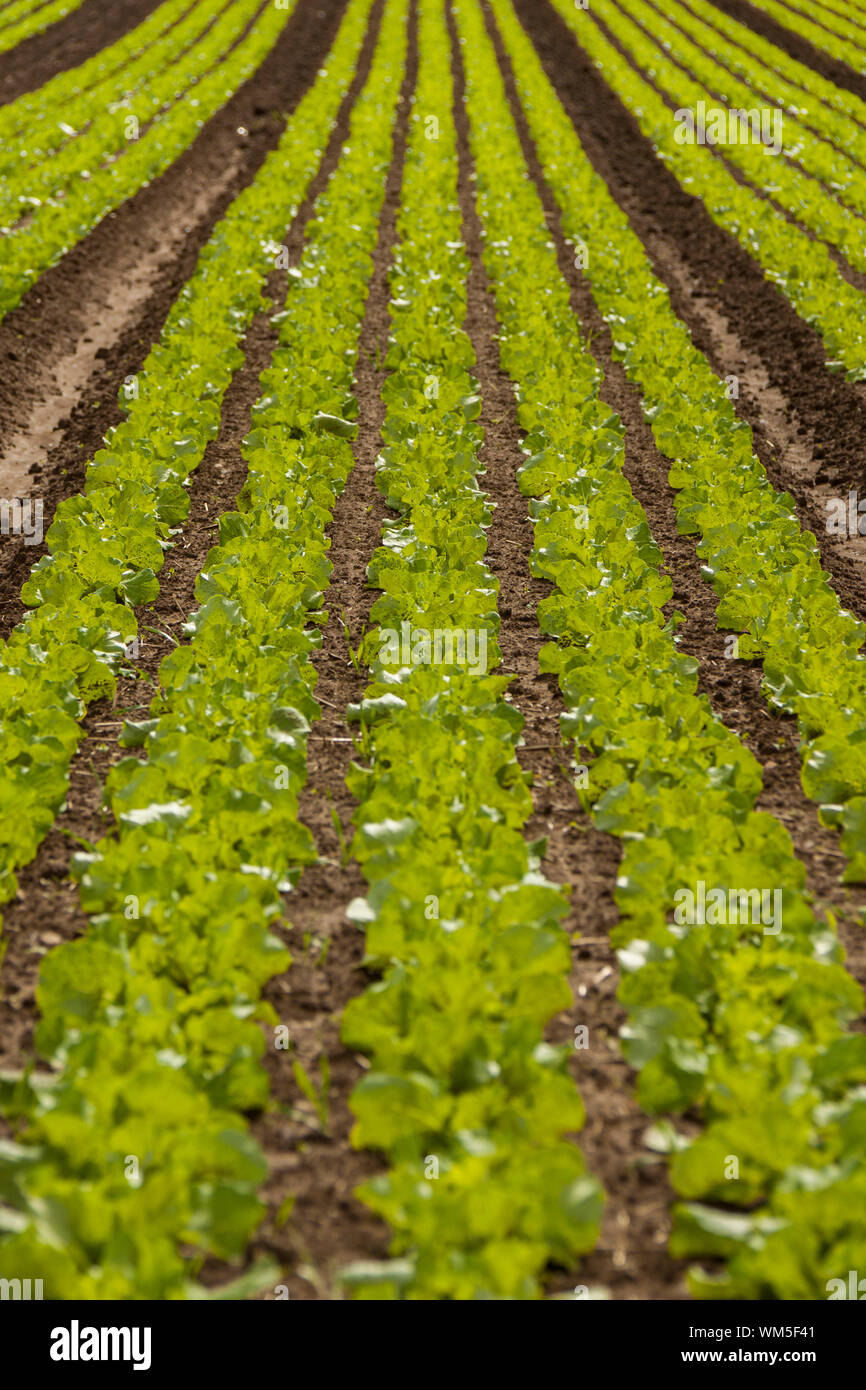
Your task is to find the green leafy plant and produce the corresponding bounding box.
[292,1058,331,1133]
[340,0,602,1302]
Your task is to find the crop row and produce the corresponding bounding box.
[467,0,866,1298]
[685,0,866,126]
[612,0,866,230]
[0,0,240,210]
[549,0,866,380]
[0,0,295,322]
[661,0,866,161]
[822,0,866,32]
[0,0,85,56]
[0,0,374,996]
[337,0,601,1301]
[808,0,866,30]
[0,0,266,234]
[0,0,190,148]
[752,0,866,71]
[509,0,866,890]
[793,0,866,44]
[0,0,408,1299]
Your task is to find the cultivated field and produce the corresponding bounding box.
[1,0,865,1306]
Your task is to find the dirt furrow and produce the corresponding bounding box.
[0,0,162,107]
[0,0,387,1075]
[0,0,351,636]
[709,0,866,101]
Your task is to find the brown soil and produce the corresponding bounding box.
[0,0,163,107]
[0,0,352,639]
